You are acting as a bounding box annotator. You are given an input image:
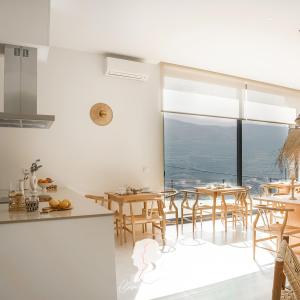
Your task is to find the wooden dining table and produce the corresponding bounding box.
[105,192,162,244]
[254,194,300,252]
[262,181,300,195]
[195,186,246,231]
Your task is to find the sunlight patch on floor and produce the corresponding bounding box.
[116,220,275,300]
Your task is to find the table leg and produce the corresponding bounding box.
[107,197,112,210]
[212,193,217,232]
[119,202,124,245]
[143,201,147,233]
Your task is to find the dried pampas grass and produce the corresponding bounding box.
[277,128,300,171]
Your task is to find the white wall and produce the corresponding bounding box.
[0,47,163,195]
[0,0,50,46]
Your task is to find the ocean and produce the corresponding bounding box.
[164,114,288,195]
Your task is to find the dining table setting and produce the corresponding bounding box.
[102,183,253,244]
[100,179,300,246]
[105,188,163,244]
[194,184,248,231]
[261,180,300,196]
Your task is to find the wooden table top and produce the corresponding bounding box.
[195,186,245,194]
[105,192,162,203]
[254,195,300,205]
[263,181,300,188]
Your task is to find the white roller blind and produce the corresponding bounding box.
[163,78,240,118]
[162,64,242,118]
[162,63,300,124]
[245,85,298,124]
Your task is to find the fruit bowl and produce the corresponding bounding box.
[38,178,54,194]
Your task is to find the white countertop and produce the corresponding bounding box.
[0,188,113,224]
[254,194,300,205]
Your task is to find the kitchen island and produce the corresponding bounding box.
[0,188,117,300]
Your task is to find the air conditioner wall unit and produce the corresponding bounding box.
[105,57,150,81]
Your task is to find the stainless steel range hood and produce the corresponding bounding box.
[0,44,55,129]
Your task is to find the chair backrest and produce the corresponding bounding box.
[181,190,210,207]
[253,205,293,235]
[272,240,300,300]
[129,198,165,220]
[165,192,179,210]
[243,186,252,201]
[220,189,247,207]
[160,190,178,209]
[235,190,248,205]
[181,190,198,207]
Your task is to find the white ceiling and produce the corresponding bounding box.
[50,0,300,89]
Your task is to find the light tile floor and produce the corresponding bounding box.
[115,219,276,300]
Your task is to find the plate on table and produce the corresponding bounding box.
[41,206,73,213]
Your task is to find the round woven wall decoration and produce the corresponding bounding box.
[90,103,113,126]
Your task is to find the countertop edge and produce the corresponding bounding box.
[0,188,115,224]
[0,211,114,225]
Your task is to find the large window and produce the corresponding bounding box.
[162,63,300,194]
[164,113,237,190]
[164,115,289,194]
[242,121,289,194]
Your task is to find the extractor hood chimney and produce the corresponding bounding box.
[0,44,54,128]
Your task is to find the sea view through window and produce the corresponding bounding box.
[164,113,289,195]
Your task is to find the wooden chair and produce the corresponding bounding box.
[219,190,243,232]
[142,190,179,237]
[260,184,290,196]
[253,205,300,259]
[160,190,179,238]
[180,190,212,238]
[245,186,253,223]
[123,198,166,246]
[272,239,300,300]
[231,189,249,230]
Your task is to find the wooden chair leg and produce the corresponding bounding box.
[123,216,127,243]
[192,209,196,239]
[175,211,179,238]
[281,236,289,288]
[161,220,166,246]
[181,206,184,233]
[232,214,235,229]
[276,235,280,253]
[253,230,256,259]
[282,235,289,243]
[152,222,155,239]
[224,207,228,232]
[200,210,203,229]
[116,219,119,237]
[131,223,136,246]
[272,259,284,300]
[242,215,245,230]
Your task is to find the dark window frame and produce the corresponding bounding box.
[163,112,290,189]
